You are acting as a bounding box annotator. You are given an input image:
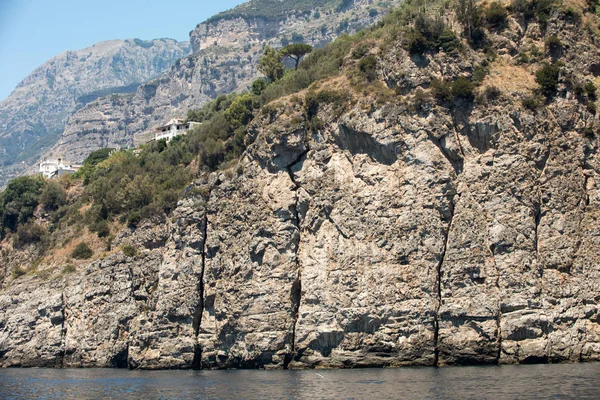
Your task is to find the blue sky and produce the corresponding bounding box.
[0,0,247,100]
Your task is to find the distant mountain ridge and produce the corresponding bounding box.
[46,0,400,165]
[0,38,191,186]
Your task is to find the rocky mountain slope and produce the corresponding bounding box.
[1,0,600,369]
[45,0,400,164]
[0,38,191,186]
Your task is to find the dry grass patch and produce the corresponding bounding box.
[481,57,537,96]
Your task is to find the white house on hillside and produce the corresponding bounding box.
[39,158,80,179]
[154,119,200,142]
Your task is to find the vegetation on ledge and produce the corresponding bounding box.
[2,0,599,283]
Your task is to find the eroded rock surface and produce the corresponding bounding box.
[1,8,600,369]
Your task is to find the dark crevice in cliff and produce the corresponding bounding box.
[426,132,464,175]
[284,156,305,369]
[285,150,309,188]
[533,198,543,278]
[450,115,467,160]
[434,193,458,366]
[286,271,302,369]
[59,291,67,368]
[192,210,209,370]
[536,146,551,176]
[336,125,398,165]
[489,243,502,364]
[323,208,350,240]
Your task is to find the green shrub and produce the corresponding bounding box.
[534,0,556,27]
[535,63,560,96]
[261,34,355,103]
[413,87,433,111]
[351,42,370,59]
[251,78,268,95]
[522,94,544,110]
[510,0,534,19]
[73,148,114,184]
[455,0,484,43]
[431,79,453,103]
[472,64,489,84]
[483,85,502,102]
[224,94,255,128]
[305,89,349,118]
[337,18,349,33]
[406,30,429,55]
[451,77,475,100]
[588,101,597,114]
[406,15,459,54]
[438,29,462,53]
[485,2,508,27]
[545,35,562,53]
[517,52,531,64]
[13,222,47,249]
[90,220,110,238]
[358,55,378,81]
[63,263,76,274]
[82,90,259,225]
[72,242,93,260]
[258,45,285,82]
[310,116,325,131]
[0,176,44,236]
[40,181,67,211]
[415,14,445,42]
[121,244,137,258]
[12,266,26,279]
[585,82,597,100]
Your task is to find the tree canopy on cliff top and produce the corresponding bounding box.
[206,0,340,23]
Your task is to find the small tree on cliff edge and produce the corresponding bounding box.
[258,45,285,82]
[280,44,313,70]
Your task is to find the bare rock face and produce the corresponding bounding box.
[0,38,191,187]
[46,0,401,164]
[1,9,600,370]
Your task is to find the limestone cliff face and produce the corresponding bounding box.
[0,39,191,186]
[47,0,400,164]
[2,7,600,369]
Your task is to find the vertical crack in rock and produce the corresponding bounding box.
[536,146,551,178]
[191,211,209,370]
[285,150,309,188]
[59,291,67,368]
[284,154,306,369]
[322,208,350,240]
[425,131,464,175]
[450,115,467,159]
[533,143,550,278]
[489,243,502,364]
[286,271,302,369]
[434,193,458,366]
[533,197,543,278]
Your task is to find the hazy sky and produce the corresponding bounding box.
[0,0,247,100]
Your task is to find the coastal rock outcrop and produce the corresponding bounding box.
[1,2,600,369]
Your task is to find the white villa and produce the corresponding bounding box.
[39,158,80,179]
[154,119,200,142]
